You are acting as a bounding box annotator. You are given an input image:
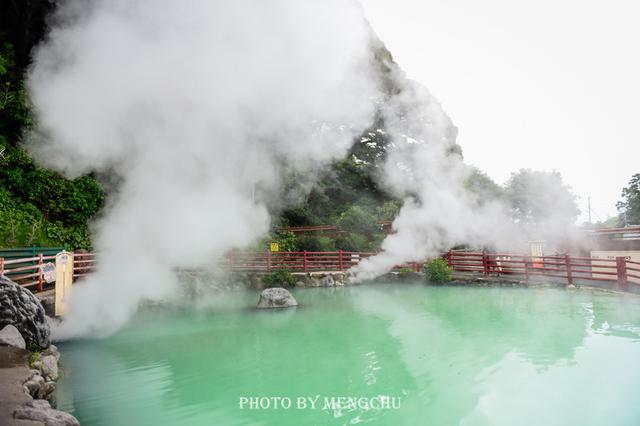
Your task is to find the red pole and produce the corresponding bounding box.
[303,251,308,273]
[37,253,44,292]
[338,250,343,271]
[616,256,628,291]
[482,251,489,277]
[267,251,272,272]
[565,254,573,285]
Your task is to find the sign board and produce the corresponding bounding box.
[54,251,73,316]
[270,242,279,252]
[42,263,56,283]
[591,250,640,280]
[529,241,545,268]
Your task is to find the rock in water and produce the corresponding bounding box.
[0,275,50,348]
[257,288,298,309]
[0,324,26,349]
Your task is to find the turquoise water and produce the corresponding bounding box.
[56,284,640,425]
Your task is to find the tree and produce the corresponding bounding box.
[505,169,579,232]
[616,173,640,226]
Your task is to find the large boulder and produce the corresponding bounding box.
[0,324,26,349]
[14,399,79,426]
[0,275,50,349]
[257,287,298,309]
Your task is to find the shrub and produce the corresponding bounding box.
[423,258,452,284]
[262,268,297,288]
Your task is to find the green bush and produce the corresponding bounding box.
[262,268,297,288]
[423,258,452,284]
[295,236,336,252]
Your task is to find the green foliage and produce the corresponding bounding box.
[375,200,400,220]
[337,205,378,237]
[397,267,414,279]
[295,236,336,252]
[262,268,297,288]
[505,169,579,227]
[0,42,103,249]
[423,258,452,284]
[616,173,640,226]
[335,233,372,252]
[465,166,504,204]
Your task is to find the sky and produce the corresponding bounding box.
[361,0,640,224]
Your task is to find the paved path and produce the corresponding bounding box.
[0,347,42,425]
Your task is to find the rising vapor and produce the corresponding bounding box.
[28,0,378,337]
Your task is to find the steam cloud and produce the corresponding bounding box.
[350,72,518,281]
[28,0,378,337]
[27,0,576,336]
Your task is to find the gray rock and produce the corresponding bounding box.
[0,324,26,349]
[257,287,298,309]
[40,355,59,381]
[24,373,45,398]
[42,344,60,362]
[319,275,335,287]
[0,275,51,349]
[14,399,79,426]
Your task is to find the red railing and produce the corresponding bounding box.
[226,251,421,273]
[0,254,56,292]
[445,250,640,290]
[2,249,638,292]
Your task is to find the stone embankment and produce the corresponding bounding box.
[1,275,79,426]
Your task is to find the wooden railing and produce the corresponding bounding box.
[226,251,422,273]
[0,254,56,292]
[2,249,639,293]
[445,250,640,290]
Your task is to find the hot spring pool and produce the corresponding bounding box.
[55,284,640,425]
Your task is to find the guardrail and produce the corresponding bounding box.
[2,249,639,293]
[227,251,422,273]
[0,254,56,292]
[445,250,640,290]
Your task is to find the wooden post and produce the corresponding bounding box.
[338,250,343,271]
[482,251,489,277]
[0,257,4,276]
[446,250,452,267]
[524,255,530,281]
[303,251,308,273]
[616,256,628,291]
[267,251,272,272]
[565,254,573,286]
[37,253,44,292]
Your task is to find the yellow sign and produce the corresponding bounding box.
[54,251,73,316]
[270,242,280,252]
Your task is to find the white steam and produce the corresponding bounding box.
[28,0,378,337]
[350,70,519,281]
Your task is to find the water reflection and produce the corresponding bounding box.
[56,285,640,425]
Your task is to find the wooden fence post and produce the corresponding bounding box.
[303,251,308,273]
[565,254,573,286]
[482,251,489,277]
[524,255,530,281]
[0,257,4,276]
[37,253,44,292]
[616,256,628,291]
[267,251,272,272]
[446,250,452,268]
[338,250,343,271]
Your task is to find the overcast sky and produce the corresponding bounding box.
[361,0,639,224]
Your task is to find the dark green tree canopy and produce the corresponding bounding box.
[617,173,640,226]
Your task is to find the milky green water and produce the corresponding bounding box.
[55,284,640,426]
